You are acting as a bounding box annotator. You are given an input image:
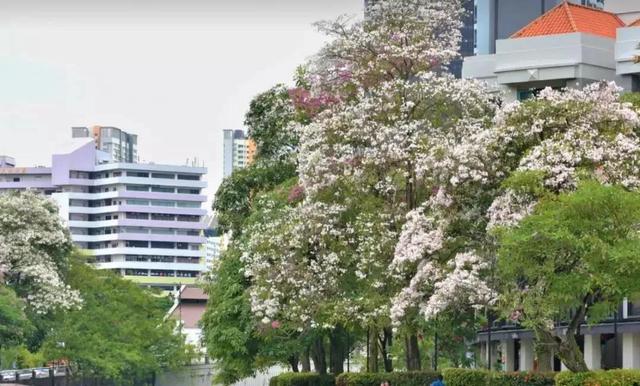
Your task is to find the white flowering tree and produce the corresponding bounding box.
[391,81,640,331]
[483,83,640,371]
[0,191,81,314]
[238,0,500,371]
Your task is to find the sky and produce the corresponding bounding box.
[0,0,364,206]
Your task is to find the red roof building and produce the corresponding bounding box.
[511,2,625,39]
[462,0,640,102]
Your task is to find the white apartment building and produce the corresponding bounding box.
[0,137,208,291]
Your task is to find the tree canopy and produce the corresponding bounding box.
[41,254,191,383]
[498,182,640,371]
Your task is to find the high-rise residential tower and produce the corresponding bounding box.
[72,126,139,163]
[0,136,207,291]
[222,129,256,177]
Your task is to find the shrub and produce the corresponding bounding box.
[335,371,440,386]
[493,372,556,386]
[270,373,336,386]
[442,368,490,386]
[442,369,555,386]
[555,370,640,386]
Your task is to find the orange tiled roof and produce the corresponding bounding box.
[511,1,624,39]
[629,18,640,27]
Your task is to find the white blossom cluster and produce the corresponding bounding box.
[241,201,349,327]
[391,251,494,323]
[297,75,494,197]
[0,192,81,313]
[488,82,640,228]
[311,0,464,91]
[242,0,640,332]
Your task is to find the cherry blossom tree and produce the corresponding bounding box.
[0,191,81,314]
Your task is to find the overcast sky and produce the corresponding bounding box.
[0,0,363,206]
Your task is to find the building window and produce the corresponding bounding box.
[126,185,149,192]
[177,201,201,208]
[150,270,175,277]
[151,213,175,221]
[151,186,174,193]
[126,240,148,248]
[150,241,174,249]
[176,271,198,278]
[150,256,174,263]
[126,212,149,220]
[177,188,199,195]
[177,215,200,222]
[12,177,20,182]
[127,171,149,177]
[151,200,175,207]
[125,269,148,276]
[127,199,149,206]
[177,174,200,181]
[152,173,175,179]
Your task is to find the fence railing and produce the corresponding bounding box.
[0,367,67,385]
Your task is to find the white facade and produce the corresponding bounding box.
[0,140,208,291]
[605,0,640,23]
[463,31,634,102]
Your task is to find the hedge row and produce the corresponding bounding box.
[271,369,640,386]
[269,373,335,386]
[336,371,441,386]
[555,369,640,386]
[441,369,555,386]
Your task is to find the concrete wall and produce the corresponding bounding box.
[155,365,286,386]
[464,32,619,101]
[616,27,640,76]
[605,0,640,23]
[155,364,215,386]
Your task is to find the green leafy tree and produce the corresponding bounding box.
[41,255,191,384]
[213,161,296,235]
[497,182,640,372]
[0,286,33,350]
[201,248,260,384]
[203,81,310,383]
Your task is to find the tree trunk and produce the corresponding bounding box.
[301,348,311,372]
[558,334,589,372]
[405,334,422,371]
[535,342,553,372]
[368,328,379,372]
[534,310,589,372]
[330,325,346,374]
[288,354,300,372]
[311,336,327,375]
[379,327,393,372]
